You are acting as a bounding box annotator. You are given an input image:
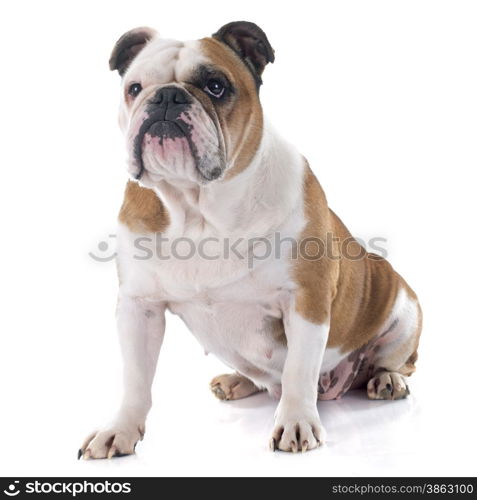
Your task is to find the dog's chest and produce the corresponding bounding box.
[163,259,291,387]
[123,237,292,387]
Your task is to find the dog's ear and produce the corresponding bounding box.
[212,21,275,85]
[109,27,157,76]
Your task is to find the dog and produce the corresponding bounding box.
[79,21,422,458]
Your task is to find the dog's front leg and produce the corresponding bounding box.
[79,292,166,459]
[271,303,328,452]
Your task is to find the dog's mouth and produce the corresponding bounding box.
[130,107,225,184]
[132,114,198,180]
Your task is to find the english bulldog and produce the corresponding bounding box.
[79,21,422,458]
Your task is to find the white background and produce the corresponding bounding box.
[1,0,476,477]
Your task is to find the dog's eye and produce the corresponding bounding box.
[204,79,225,98]
[128,83,143,98]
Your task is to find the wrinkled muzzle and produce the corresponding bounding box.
[127,85,225,184]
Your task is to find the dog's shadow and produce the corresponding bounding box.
[217,389,420,453]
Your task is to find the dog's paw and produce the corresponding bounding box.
[367,371,410,400]
[210,373,260,401]
[270,404,324,453]
[78,421,145,460]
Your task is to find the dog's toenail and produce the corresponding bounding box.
[270,438,278,452]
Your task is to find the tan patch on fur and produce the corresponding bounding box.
[118,180,169,233]
[200,38,263,179]
[293,165,338,325]
[294,161,421,356]
[327,212,403,352]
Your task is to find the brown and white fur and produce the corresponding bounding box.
[79,22,422,457]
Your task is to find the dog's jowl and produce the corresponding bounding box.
[79,21,422,458]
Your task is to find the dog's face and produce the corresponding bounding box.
[110,22,275,187]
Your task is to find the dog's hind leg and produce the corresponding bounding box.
[366,286,422,401]
[367,370,410,400]
[210,373,261,401]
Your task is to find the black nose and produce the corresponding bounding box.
[150,86,191,106]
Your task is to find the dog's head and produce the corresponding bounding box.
[110,22,274,187]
